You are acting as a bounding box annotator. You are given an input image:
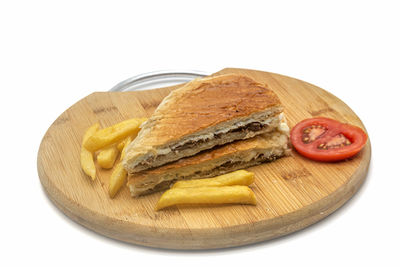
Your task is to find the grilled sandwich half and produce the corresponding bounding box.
[123,74,284,173]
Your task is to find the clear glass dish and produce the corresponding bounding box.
[110,70,209,92]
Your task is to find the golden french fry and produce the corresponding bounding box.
[97,146,119,169]
[120,136,132,160]
[117,135,133,152]
[80,123,100,180]
[172,170,254,189]
[108,135,132,198]
[83,118,146,152]
[155,185,257,211]
[108,162,127,198]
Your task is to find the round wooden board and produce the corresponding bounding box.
[37,68,370,249]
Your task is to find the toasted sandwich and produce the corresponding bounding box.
[123,74,284,173]
[127,123,290,197]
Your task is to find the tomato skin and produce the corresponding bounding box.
[290,117,368,162]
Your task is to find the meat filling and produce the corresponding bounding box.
[215,153,277,171]
[174,122,266,151]
[136,122,267,169]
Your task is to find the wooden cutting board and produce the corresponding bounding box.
[37,68,370,249]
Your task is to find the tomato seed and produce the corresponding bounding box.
[302,125,327,143]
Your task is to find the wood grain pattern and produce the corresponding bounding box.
[37,68,371,249]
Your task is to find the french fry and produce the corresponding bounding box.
[155,185,257,211]
[117,135,133,152]
[108,135,132,198]
[97,146,119,169]
[120,136,132,160]
[83,118,146,152]
[172,170,254,189]
[80,123,100,180]
[109,162,127,198]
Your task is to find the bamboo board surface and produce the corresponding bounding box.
[37,68,370,249]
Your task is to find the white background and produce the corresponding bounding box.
[1,1,399,266]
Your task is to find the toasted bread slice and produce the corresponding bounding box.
[123,74,283,173]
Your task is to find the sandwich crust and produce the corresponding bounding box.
[124,74,282,172]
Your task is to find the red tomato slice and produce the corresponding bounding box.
[290,117,368,162]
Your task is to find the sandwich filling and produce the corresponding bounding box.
[132,112,283,171]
